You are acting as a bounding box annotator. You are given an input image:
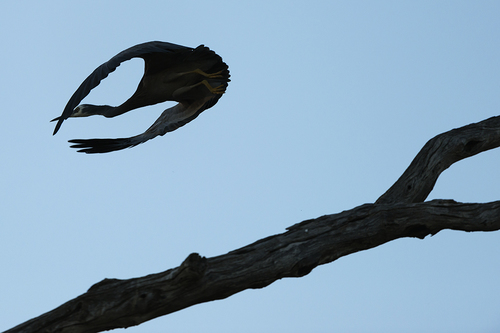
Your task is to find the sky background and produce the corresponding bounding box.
[1,1,500,332]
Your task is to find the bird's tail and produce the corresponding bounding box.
[190,45,231,96]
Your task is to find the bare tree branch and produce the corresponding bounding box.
[7,200,500,333]
[6,115,500,333]
[376,115,500,204]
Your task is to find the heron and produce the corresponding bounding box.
[52,41,230,153]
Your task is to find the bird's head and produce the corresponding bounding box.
[71,104,94,117]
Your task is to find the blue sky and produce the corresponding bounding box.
[1,1,499,332]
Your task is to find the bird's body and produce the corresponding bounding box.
[52,41,230,153]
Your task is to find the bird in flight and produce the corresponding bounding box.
[52,41,230,153]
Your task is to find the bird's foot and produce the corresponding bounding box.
[200,80,226,94]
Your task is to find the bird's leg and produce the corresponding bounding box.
[173,80,226,100]
[183,68,224,79]
[199,80,226,94]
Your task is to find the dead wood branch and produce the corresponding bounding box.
[6,115,500,333]
[377,115,500,204]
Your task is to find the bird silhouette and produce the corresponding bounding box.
[52,41,230,153]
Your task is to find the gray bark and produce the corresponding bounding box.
[6,115,500,333]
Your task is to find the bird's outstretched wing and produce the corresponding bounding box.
[68,98,215,154]
[52,41,192,135]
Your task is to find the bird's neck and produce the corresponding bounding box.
[73,104,119,118]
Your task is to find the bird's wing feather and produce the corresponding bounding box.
[52,41,192,134]
[68,97,218,154]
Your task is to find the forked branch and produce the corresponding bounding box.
[377,115,500,204]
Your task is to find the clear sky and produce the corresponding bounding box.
[1,1,499,332]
